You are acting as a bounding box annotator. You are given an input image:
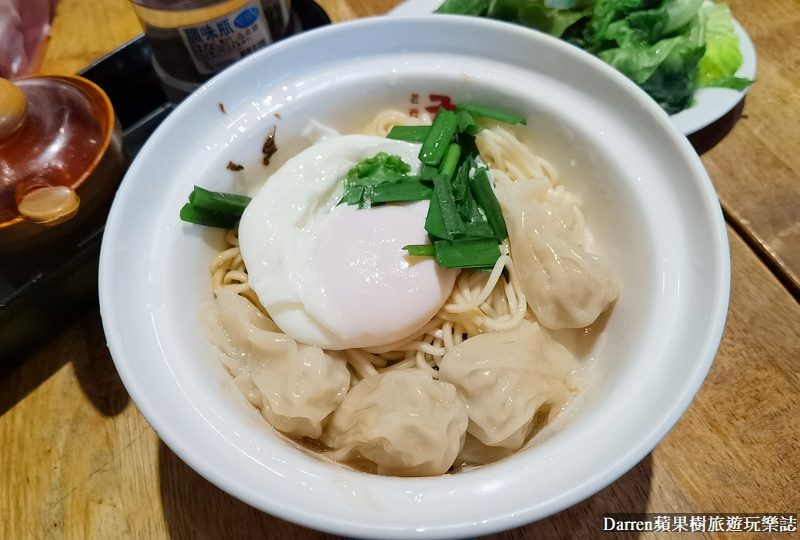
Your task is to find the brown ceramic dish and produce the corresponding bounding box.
[0,75,127,266]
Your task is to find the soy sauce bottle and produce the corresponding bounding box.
[130,0,291,103]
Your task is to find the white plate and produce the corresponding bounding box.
[388,0,758,136]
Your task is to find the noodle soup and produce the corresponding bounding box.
[100,16,729,536]
[191,101,619,476]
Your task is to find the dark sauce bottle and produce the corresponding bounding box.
[130,0,292,103]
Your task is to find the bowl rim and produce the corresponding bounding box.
[99,14,731,538]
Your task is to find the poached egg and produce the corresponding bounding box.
[238,134,458,350]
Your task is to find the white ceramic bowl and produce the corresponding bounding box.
[99,16,730,539]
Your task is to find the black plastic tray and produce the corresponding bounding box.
[0,0,330,365]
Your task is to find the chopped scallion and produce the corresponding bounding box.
[403,244,435,257]
[369,180,433,205]
[439,143,462,178]
[458,221,495,239]
[456,109,482,135]
[387,125,431,143]
[456,103,526,126]
[433,238,501,269]
[425,191,451,240]
[420,164,438,182]
[470,168,508,242]
[419,110,458,166]
[188,186,251,215]
[432,173,466,237]
[180,186,251,228]
[180,203,241,229]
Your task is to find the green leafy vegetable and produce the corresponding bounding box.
[598,35,686,85]
[659,0,706,36]
[600,13,706,113]
[346,152,411,184]
[697,3,750,89]
[458,0,590,38]
[545,0,589,9]
[699,75,751,91]
[346,101,528,271]
[436,0,488,16]
[340,152,415,208]
[435,0,752,114]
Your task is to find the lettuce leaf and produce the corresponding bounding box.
[584,0,703,48]
[599,36,686,85]
[699,75,752,90]
[437,0,590,37]
[599,10,706,113]
[544,0,591,8]
[697,2,751,89]
[434,0,751,114]
[586,0,642,46]
[436,0,490,16]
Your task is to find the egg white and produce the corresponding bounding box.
[238,135,458,350]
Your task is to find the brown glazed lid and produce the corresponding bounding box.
[0,76,116,228]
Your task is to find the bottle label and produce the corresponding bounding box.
[178,1,273,75]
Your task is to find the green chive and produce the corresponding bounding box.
[439,144,462,178]
[369,180,433,205]
[180,203,241,229]
[451,158,473,220]
[387,125,431,143]
[420,164,438,183]
[456,103,526,126]
[403,244,435,257]
[432,173,465,237]
[433,239,501,269]
[459,221,495,239]
[470,168,508,242]
[456,109,482,135]
[419,110,458,166]
[425,191,450,240]
[188,186,251,215]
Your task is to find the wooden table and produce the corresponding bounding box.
[3,0,798,538]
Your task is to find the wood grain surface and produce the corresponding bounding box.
[700,0,800,296]
[3,0,798,538]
